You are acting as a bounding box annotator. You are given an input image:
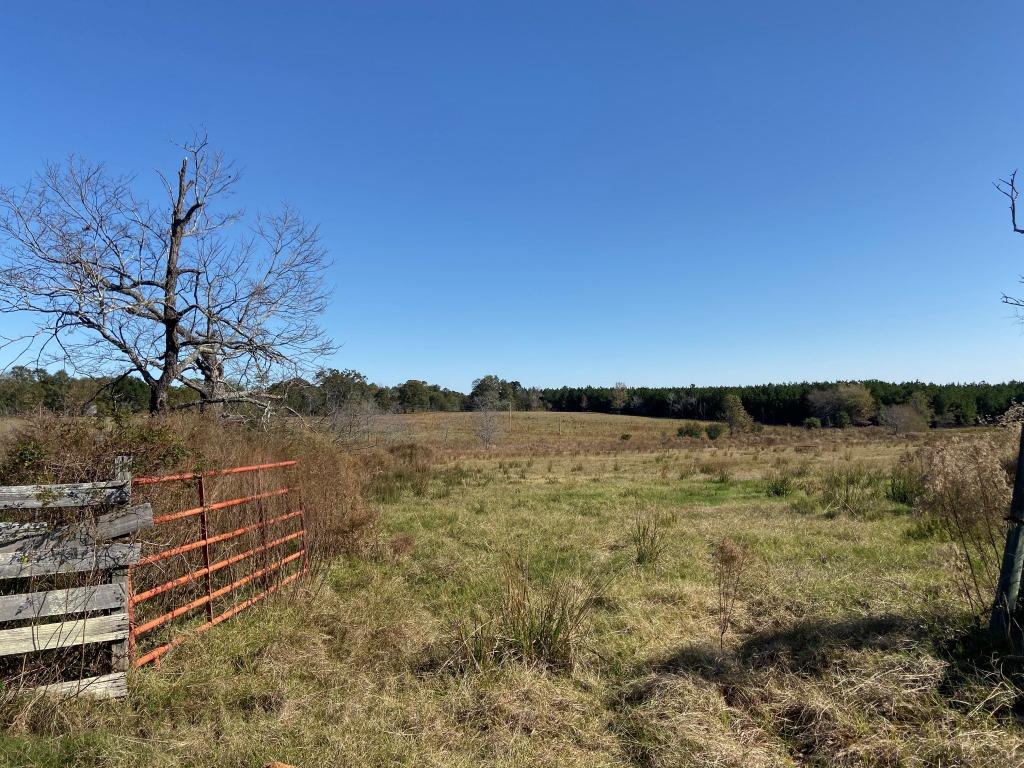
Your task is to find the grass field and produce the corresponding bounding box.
[1,412,1021,767]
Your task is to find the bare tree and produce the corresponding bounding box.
[0,134,332,414]
[610,381,628,413]
[878,404,926,434]
[472,393,501,447]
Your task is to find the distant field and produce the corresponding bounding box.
[0,413,1018,767]
[369,409,934,457]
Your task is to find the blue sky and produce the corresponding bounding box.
[2,2,1023,391]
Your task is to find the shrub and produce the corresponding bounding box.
[0,413,192,485]
[879,403,930,434]
[705,423,726,440]
[803,417,821,430]
[916,433,1013,619]
[711,537,748,650]
[620,433,632,441]
[0,413,377,562]
[677,423,705,439]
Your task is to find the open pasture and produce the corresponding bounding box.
[0,413,1018,767]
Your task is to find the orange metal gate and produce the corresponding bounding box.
[128,461,307,667]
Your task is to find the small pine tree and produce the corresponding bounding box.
[721,394,754,434]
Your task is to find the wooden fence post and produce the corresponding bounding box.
[110,456,131,672]
[991,426,1024,644]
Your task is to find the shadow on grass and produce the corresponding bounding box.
[631,612,1017,712]
[613,613,1021,767]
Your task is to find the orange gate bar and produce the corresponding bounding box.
[129,459,307,667]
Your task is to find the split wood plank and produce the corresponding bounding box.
[0,612,128,656]
[0,583,126,623]
[0,543,140,579]
[30,671,127,699]
[0,504,152,552]
[0,481,129,510]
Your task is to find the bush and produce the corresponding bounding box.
[916,433,1014,618]
[808,383,876,427]
[0,413,192,485]
[620,433,632,441]
[705,423,726,440]
[677,423,705,439]
[711,537,748,650]
[803,417,821,430]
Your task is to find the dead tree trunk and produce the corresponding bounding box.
[150,159,202,414]
[197,349,226,414]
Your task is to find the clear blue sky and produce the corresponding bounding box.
[2,2,1023,391]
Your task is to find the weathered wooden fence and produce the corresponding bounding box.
[0,457,307,697]
[0,457,151,698]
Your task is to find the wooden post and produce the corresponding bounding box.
[991,425,1024,644]
[110,456,131,672]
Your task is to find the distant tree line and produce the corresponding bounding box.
[538,380,1009,427]
[1,367,1021,428]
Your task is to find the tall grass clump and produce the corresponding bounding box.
[632,509,669,566]
[886,451,927,507]
[819,462,882,516]
[763,466,795,497]
[448,558,606,672]
[366,442,435,502]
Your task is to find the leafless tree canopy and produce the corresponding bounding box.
[996,170,1024,313]
[0,135,333,413]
